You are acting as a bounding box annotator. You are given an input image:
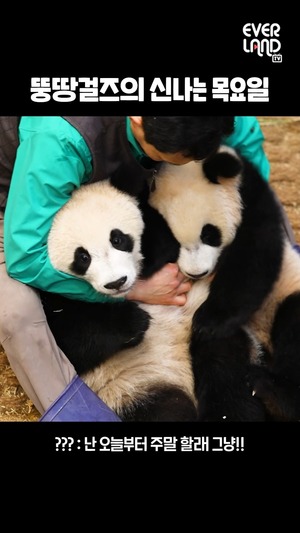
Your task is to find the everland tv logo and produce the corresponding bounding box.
[243,23,282,62]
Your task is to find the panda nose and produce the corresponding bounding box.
[104,276,127,291]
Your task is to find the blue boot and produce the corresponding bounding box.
[39,375,121,422]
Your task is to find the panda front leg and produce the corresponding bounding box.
[41,291,151,375]
[190,327,267,421]
[252,292,300,421]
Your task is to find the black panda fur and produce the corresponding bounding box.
[40,181,151,375]
[143,146,300,422]
[145,149,268,422]
[42,150,268,422]
[41,180,198,422]
[42,146,300,422]
[178,149,300,422]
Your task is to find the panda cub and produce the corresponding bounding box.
[144,147,269,422]
[42,181,151,374]
[151,147,300,422]
[42,150,266,422]
[42,181,199,422]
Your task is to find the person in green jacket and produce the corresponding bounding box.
[0,116,292,421]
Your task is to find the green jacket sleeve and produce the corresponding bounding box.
[4,116,122,303]
[224,116,270,181]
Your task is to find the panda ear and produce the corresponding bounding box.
[202,151,243,184]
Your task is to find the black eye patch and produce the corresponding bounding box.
[70,246,91,275]
[110,229,134,252]
[201,224,222,247]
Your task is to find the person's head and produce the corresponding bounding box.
[129,116,235,165]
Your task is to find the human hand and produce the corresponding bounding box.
[126,263,192,306]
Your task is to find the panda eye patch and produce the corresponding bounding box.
[71,246,91,275]
[110,229,134,252]
[201,224,222,247]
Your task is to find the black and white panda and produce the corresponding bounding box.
[42,159,266,422]
[144,148,268,422]
[148,147,300,422]
[42,180,199,422]
[42,181,151,373]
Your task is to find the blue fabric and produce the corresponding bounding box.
[39,376,121,422]
[293,244,300,255]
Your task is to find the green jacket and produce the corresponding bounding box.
[4,116,270,302]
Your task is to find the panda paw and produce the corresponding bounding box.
[119,303,151,349]
[192,301,235,341]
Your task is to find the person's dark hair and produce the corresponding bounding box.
[142,116,235,160]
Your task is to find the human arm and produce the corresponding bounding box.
[4,117,117,303]
[5,117,190,307]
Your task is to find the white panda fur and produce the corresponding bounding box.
[149,146,300,421]
[148,146,243,279]
[48,181,144,296]
[68,148,263,421]
[44,150,263,421]
[44,180,198,420]
[248,242,300,352]
[82,276,210,416]
[245,240,300,420]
